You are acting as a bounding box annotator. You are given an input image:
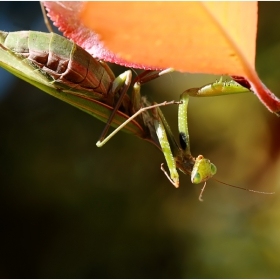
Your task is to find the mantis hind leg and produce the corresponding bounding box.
[97,68,175,147]
[98,70,133,144]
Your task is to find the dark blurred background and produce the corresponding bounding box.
[1,2,280,278]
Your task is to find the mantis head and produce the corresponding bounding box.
[191,155,217,184]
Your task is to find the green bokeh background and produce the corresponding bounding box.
[1,2,280,278]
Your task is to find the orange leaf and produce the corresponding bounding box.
[80,1,280,115]
[80,2,257,76]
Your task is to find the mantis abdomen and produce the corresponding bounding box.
[0,31,114,96]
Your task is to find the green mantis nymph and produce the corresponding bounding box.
[94,74,275,199]
[0,31,274,200]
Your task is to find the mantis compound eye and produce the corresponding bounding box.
[210,163,217,176]
[192,172,202,184]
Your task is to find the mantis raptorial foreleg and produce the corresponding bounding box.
[152,90,217,189]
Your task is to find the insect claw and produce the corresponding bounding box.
[160,163,179,188]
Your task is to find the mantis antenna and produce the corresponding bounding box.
[198,178,275,202]
[40,2,54,33]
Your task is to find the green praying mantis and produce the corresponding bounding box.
[0,30,274,200]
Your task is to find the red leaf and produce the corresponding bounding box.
[43,1,157,69]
